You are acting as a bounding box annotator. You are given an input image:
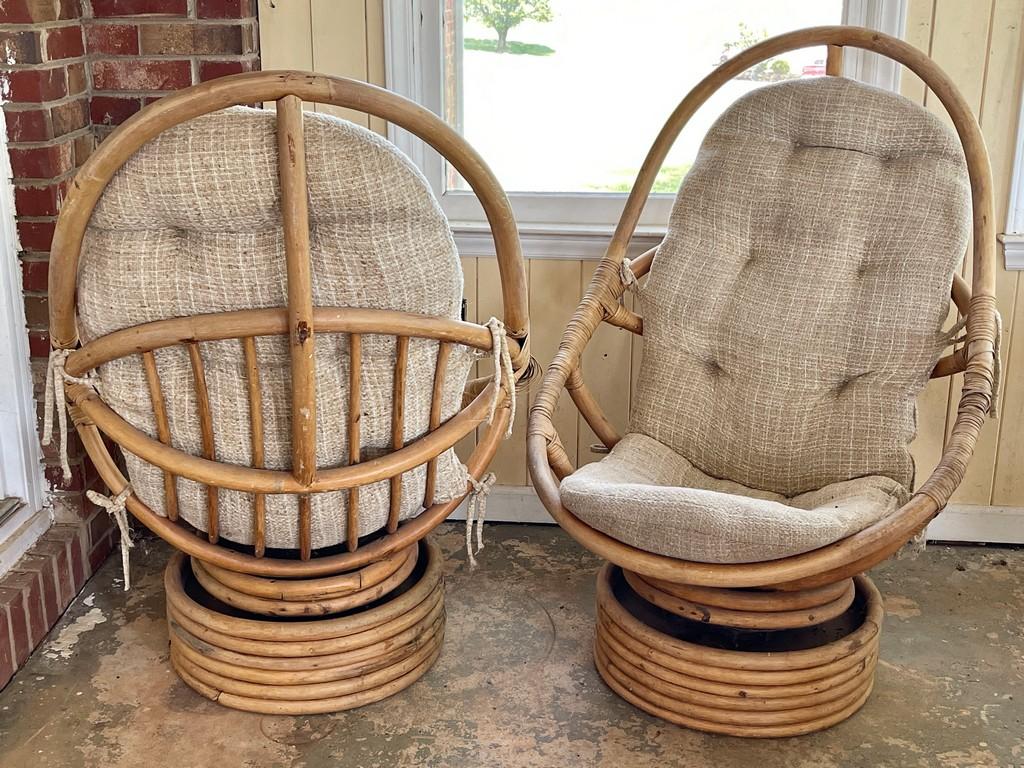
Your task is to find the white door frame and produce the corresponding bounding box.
[0,107,52,575]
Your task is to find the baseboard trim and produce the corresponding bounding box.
[926,504,1024,545]
[453,487,1024,546]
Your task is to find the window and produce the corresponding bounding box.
[1003,85,1024,269]
[386,0,907,253]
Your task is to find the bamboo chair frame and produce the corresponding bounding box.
[49,71,531,578]
[527,26,999,592]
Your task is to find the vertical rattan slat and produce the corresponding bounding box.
[347,333,362,552]
[423,342,452,508]
[826,45,843,75]
[388,336,410,533]
[242,337,267,557]
[276,94,317,488]
[187,342,218,544]
[141,351,179,522]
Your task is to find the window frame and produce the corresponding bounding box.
[0,109,50,574]
[384,0,908,256]
[1002,83,1024,269]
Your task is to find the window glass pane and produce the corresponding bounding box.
[445,0,844,194]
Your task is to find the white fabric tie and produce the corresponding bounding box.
[464,472,496,569]
[86,486,134,591]
[43,348,101,484]
[484,317,515,438]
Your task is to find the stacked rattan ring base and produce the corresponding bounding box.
[595,564,883,737]
[165,539,444,715]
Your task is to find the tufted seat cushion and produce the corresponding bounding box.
[561,433,908,563]
[78,107,473,551]
[561,77,970,563]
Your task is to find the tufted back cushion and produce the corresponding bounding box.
[631,77,970,497]
[77,107,473,550]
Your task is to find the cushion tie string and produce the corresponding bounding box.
[620,258,638,291]
[86,486,134,591]
[43,348,102,484]
[484,317,515,438]
[464,472,496,569]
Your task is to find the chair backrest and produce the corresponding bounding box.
[631,76,970,496]
[76,106,473,551]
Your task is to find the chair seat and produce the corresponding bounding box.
[559,433,909,564]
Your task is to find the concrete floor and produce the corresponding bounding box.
[0,523,1021,768]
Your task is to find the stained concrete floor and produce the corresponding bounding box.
[0,523,1021,768]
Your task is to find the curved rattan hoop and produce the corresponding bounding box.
[49,71,529,576]
[527,26,999,590]
[49,70,528,348]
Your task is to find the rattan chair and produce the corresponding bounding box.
[527,27,1000,737]
[46,71,530,715]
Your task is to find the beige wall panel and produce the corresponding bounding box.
[310,0,369,125]
[529,259,583,469]
[365,0,388,135]
[947,0,1024,503]
[478,257,530,485]
[993,280,1024,503]
[900,0,934,105]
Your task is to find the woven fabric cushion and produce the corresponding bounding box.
[561,433,908,563]
[77,107,473,550]
[631,76,970,498]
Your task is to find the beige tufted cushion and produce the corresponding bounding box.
[631,76,969,498]
[562,433,907,563]
[78,107,473,550]
[561,77,970,563]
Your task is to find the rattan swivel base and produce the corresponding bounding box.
[165,539,444,715]
[594,564,882,737]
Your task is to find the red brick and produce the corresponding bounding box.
[1,67,66,103]
[90,94,142,126]
[197,0,254,18]
[92,58,191,91]
[88,530,114,573]
[44,461,86,492]
[28,331,50,358]
[12,554,60,628]
[9,143,74,179]
[0,29,43,65]
[1,572,45,650]
[139,22,244,55]
[0,588,30,665]
[17,220,56,251]
[73,131,93,166]
[198,58,254,82]
[50,525,88,592]
[91,0,187,17]
[33,539,73,611]
[21,258,48,292]
[0,0,80,24]
[23,294,47,326]
[66,61,87,96]
[50,96,88,136]
[0,608,13,690]
[15,180,68,218]
[5,108,51,143]
[43,25,84,61]
[86,23,139,55]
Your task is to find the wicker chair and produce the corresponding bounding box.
[527,27,999,737]
[46,71,530,715]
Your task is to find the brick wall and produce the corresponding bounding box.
[0,0,259,689]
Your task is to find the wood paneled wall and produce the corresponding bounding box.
[260,0,1024,508]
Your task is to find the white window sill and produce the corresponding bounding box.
[452,222,665,260]
[999,233,1024,270]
